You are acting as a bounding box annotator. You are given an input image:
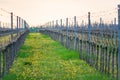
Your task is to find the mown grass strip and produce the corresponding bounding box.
[3,33,112,80]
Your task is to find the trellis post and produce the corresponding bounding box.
[88,12,91,63]
[114,18,116,46]
[50,22,51,31]
[66,18,68,48]
[100,18,103,44]
[74,16,77,50]
[60,19,62,32]
[52,21,54,31]
[0,21,1,28]
[11,12,13,41]
[60,19,62,42]
[22,19,24,31]
[19,17,21,33]
[16,16,19,36]
[11,12,14,62]
[56,20,58,32]
[118,4,120,80]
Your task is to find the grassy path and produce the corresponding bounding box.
[3,33,111,80]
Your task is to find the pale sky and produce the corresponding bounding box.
[0,0,120,26]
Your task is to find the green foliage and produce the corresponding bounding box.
[3,33,112,80]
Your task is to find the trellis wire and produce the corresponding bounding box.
[0,8,29,79]
[39,5,120,80]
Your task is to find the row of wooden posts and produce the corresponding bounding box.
[39,5,120,80]
[0,11,29,79]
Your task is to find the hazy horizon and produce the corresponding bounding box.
[0,0,120,26]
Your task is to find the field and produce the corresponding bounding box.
[2,33,112,80]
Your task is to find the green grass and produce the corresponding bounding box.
[3,33,112,80]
